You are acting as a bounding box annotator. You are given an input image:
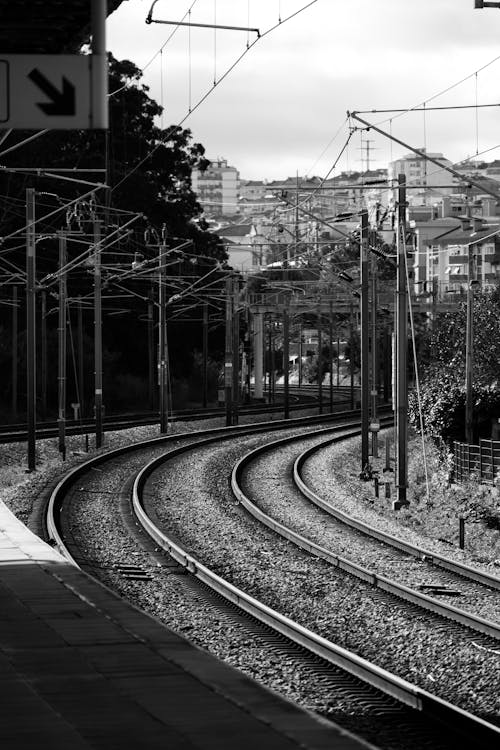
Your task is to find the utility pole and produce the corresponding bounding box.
[147,289,155,411]
[370,253,379,458]
[93,217,104,448]
[225,276,233,426]
[329,302,334,413]
[360,209,370,473]
[349,300,355,410]
[317,311,323,414]
[465,246,477,444]
[232,277,240,425]
[11,285,18,420]
[202,300,208,408]
[57,232,67,459]
[283,301,290,419]
[41,290,47,420]
[26,188,36,471]
[394,175,409,509]
[77,297,84,418]
[159,236,168,434]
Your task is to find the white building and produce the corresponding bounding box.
[192,159,239,216]
[389,149,456,196]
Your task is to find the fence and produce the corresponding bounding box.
[453,439,500,484]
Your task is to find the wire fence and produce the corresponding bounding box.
[453,439,500,484]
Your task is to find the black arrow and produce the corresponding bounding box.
[28,68,76,116]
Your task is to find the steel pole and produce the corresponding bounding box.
[147,289,155,411]
[57,233,67,459]
[283,302,290,419]
[41,290,47,420]
[360,210,370,472]
[77,297,84,418]
[26,188,36,471]
[317,311,323,414]
[395,175,409,508]
[329,302,334,413]
[225,276,233,425]
[93,218,103,448]
[465,248,475,444]
[11,285,18,419]
[232,278,240,425]
[202,300,208,408]
[159,244,168,434]
[371,254,379,458]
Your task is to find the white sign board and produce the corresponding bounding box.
[0,55,104,129]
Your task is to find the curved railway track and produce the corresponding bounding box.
[44,411,500,749]
[232,430,500,639]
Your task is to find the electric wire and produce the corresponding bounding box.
[110,0,319,196]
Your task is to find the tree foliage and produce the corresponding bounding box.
[409,286,500,443]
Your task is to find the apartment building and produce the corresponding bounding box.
[389,149,456,196]
[191,159,239,216]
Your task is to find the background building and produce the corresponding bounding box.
[192,159,239,216]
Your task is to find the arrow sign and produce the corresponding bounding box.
[28,68,76,116]
[0,54,100,129]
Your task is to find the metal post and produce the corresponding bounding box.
[394,175,409,509]
[465,247,475,444]
[41,290,47,420]
[329,302,334,413]
[147,288,155,411]
[159,243,168,433]
[90,0,108,129]
[349,300,355,410]
[459,515,465,550]
[225,276,233,425]
[11,285,18,419]
[360,209,370,471]
[371,254,379,458]
[337,334,340,387]
[93,217,103,448]
[270,320,276,404]
[202,300,208,408]
[232,278,240,425]
[254,311,263,400]
[317,311,323,414]
[283,302,290,419]
[77,296,84,418]
[57,232,67,459]
[298,323,303,388]
[26,188,36,471]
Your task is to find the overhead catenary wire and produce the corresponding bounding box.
[111,0,319,196]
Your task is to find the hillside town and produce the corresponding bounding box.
[192,154,500,295]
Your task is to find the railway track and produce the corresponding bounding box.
[232,428,500,639]
[44,411,500,749]
[0,388,345,443]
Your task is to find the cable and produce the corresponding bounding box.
[374,52,500,128]
[111,1,319,196]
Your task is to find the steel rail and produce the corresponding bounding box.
[46,410,500,745]
[230,427,500,641]
[46,407,368,558]
[129,425,500,747]
[294,435,500,591]
[0,392,344,443]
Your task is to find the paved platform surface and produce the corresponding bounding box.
[0,501,373,750]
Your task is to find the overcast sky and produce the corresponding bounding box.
[106,0,500,181]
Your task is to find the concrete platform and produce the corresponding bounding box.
[0,501,372,749]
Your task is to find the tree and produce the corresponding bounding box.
[0,54,228,418]
[409,286,500,443]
